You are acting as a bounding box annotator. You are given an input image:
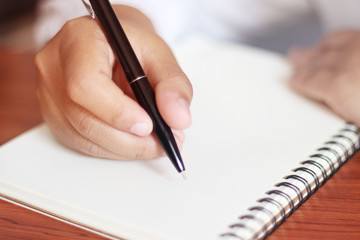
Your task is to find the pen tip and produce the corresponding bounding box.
[181,171,187,180]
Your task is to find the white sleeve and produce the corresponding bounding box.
[34,0,192,49]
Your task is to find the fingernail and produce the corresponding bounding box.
[130,123,151,136]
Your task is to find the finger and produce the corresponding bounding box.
[155,77,192,130]
[287,47,316,90]
[60,18,153,137]
[287,47,315,73]
[290,55,332,102]
[39,81,167,160]
[63,98,166,159]
[37,83,121,159]
[292,70,333,103]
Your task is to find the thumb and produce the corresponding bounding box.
[142,40,193,130]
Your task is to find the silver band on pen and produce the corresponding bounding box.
[129,75,146,85]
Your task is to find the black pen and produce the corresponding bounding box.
[82,0,186,177]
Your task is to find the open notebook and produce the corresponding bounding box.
[0,37,359,240]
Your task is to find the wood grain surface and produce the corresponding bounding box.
[0,48,108,240]
[1,48,360,240]
[0,48,41,144]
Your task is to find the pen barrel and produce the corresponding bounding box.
[131,78,185,172]
[89,0,185,173]
[89,0,144,80]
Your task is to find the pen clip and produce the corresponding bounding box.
[81,0,96,19]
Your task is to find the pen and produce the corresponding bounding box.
[82,0,186,176]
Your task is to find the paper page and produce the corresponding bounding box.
[0,37,344,240]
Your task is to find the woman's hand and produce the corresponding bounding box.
[35,5,192,160]
[288,30,360,126]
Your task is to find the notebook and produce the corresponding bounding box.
[0,37,359,240]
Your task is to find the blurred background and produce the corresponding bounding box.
[0,0,38,51]
[0,0,42,145]
[0,0,322,53]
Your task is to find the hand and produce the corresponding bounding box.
[35,5,192,160]
[288,30,360,126]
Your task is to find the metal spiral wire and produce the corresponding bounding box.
[220,123,360,240]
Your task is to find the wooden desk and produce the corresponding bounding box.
[1,49,360,240]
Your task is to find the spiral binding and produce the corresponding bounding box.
[219,123,360,240]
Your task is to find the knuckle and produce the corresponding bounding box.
[62,17,104,44]
[85,140,103,157]
[62,18,83,34]
[130,139,159,160]
[289,76,303,89]
[76,137,103,157]
[65,74,89,102]
[77,115,105,144]
[133,143,150,160]
[117,138,148,160]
